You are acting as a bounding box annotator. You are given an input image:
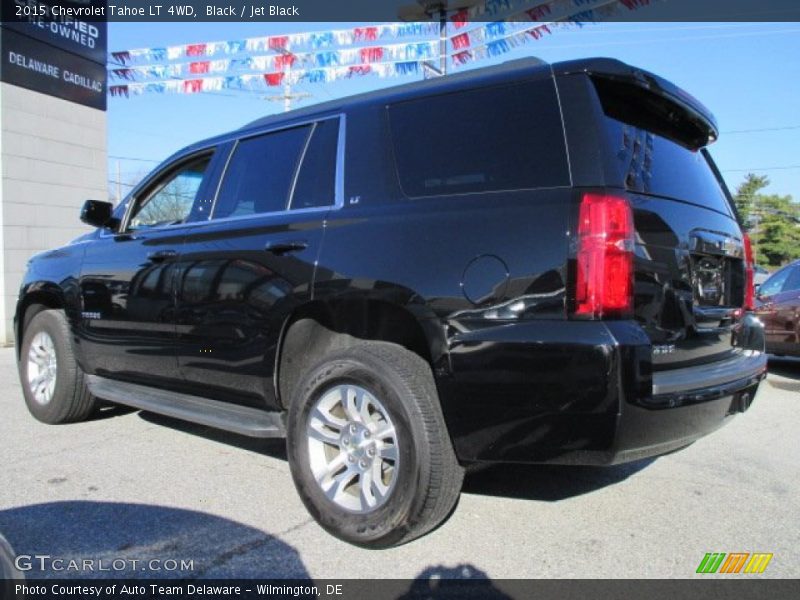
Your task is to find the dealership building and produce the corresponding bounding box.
[0,9,107,344]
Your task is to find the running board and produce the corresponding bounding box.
[86,375,286,438]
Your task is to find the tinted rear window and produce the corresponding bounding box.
[593,77,732,216]
[388,79,570,197]
[291,118,339,210]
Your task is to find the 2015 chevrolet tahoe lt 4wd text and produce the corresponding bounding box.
[15,58,767,547]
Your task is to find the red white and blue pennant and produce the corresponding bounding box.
[109,0,656,98]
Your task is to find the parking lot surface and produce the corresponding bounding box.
[1,347,797,579]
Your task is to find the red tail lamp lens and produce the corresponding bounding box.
[575,193,635,318]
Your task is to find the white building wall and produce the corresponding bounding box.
[0,82,107,344]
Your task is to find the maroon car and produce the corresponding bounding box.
[755,259,800,356]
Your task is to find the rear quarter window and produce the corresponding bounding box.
[387,79,570,197]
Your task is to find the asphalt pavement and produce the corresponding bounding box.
[1,347,797,580]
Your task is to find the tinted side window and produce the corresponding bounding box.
[758,267,791,297]
[213,126,310,219]
[129,156,211,230]
[782,266,800,293]
[388,80,569,197]
[291,119,339,210]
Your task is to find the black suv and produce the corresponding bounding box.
[16,58,767,547]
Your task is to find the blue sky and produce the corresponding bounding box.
[107,21,800,199]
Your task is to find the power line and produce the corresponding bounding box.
[109,155,162,163]
[722,125,800,134]
[722,165,800,173]
[527,27,800,51]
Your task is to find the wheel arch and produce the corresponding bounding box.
[15,284,67,360]
[275,297,448,410]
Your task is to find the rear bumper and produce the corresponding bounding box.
[648,351,765,408]
[610,379,760,465]
[440,314,767,465]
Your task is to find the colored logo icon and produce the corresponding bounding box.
[697,552,773,574]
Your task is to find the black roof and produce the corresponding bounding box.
[177,56,554,155]
[174,56,715,158]
[239,56,550,133]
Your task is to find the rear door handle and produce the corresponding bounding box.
[147,250,178,262]
[264,240,308,256]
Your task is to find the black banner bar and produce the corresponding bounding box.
[4,579,800,600]
[2,0,800,23]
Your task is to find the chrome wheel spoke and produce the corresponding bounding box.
[306,383,400,514]
[359,467,377,509]
[26,331,57,405]
[307,424,339,445]
[308,408,342,445]
[355,389,372,423]
[372,424,396,441]
[312,404,346,429]
[343,387,364,423]
[378,443,398,463]
[360,462,389,510]
[315,452,348,485]
[324,466,358,502]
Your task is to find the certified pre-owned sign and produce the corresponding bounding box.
[3,0,107,65]
[0,0,107,110]
[1,28,106,110]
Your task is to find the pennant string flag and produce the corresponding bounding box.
[107,0,647,66]
[109,61,427,98]
[446,0,653,66]
[108,22,440,65]
[108,0,658,98]
[109,40,440,81]
[446,0,626,52]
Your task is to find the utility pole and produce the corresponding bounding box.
[438,4,447,76]
[116,160,121,204]
[263,65,311,112]
[264,84,312,112]
[398,0,482,78]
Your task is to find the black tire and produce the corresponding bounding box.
[19,309,96,424]
[287,341,463,548]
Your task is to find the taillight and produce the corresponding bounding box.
[574,193,635,319]
[743,233,755,311]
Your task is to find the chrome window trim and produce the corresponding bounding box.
[206,138,239,222]
[186,203,332,228]
[335,113,346,211]
[206,113,345,225]
[208,123,313,220]
[287,122,318,211]
[102,147,218,238]
[101,113,345,237]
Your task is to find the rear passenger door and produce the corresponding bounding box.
[175,116,342,409]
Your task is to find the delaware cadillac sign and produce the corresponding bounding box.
[1,0,107,110]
